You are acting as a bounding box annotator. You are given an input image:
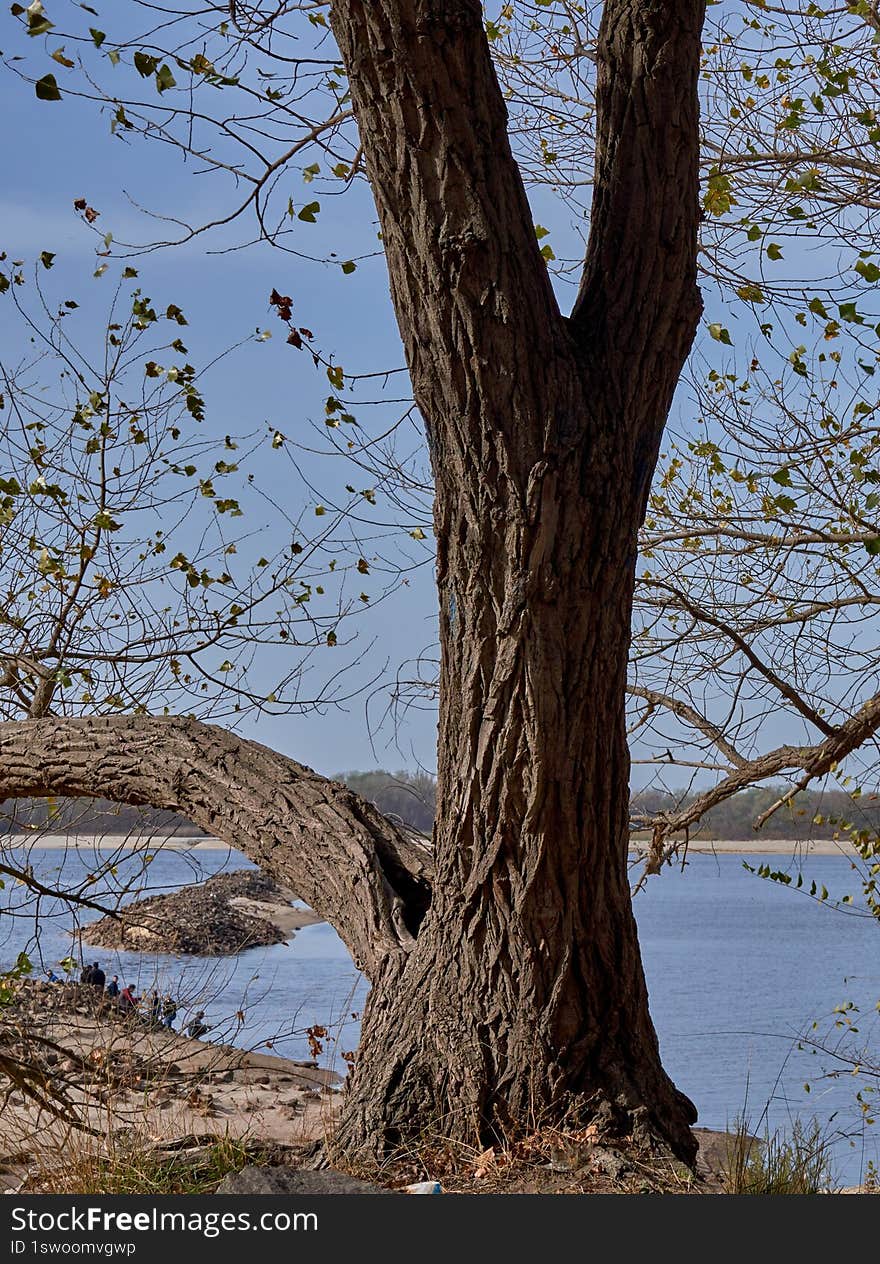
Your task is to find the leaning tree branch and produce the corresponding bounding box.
[638,690,880,886]
[0,716,433,981]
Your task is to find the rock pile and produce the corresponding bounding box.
[80,870,293,955]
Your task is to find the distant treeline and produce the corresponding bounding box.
[337,770,437,834]
[346,777,880,841]
[0,798,204,836]
[631,786,880,840]
[2,777,877,842]
[343,775,880,841]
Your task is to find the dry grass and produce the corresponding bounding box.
[334,1118,704,1196]
[22,1131,258,1195]
[722,1118,838,1195]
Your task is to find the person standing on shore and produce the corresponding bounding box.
[147,990,162,1026]
[119,985,138,1014]
[79,963,94,985]
[161,995,178,1030]
[105,975,119,998]
[91,962,105,990]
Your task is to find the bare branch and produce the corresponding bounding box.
[641,690,880,881]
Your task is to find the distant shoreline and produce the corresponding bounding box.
[632,837,853,857]
[1,834,234,851]
[0,832,859,857]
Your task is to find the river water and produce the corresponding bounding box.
[1,841,878,1184]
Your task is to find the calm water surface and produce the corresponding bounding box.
[2,842,877,1183]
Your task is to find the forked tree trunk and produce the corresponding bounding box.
[328,0,706,1162]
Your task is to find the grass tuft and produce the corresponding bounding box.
[723,1117,837,1195]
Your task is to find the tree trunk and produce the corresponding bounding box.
[328,0,705,1162]
[334,366,698,1162]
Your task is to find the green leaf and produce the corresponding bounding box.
[298,201,320,223]
[340,260,357,274]
[736,284,764,303]
[89,27,105,47]
[839,302,864,325]
[155,63,176,93]
[34,73,61,101]
[771,467,792,486]
[133,51,158,78]
[703,170,736,217]
[39,250,55,269]
[855,259,880,284]
[766,242,783,260]
[708,323,733,345]
[27,14,53,37]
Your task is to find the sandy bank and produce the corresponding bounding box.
[0,981,343,1191]
[7,833,859,857]
[1,833,232,851]
[632,837,855,857]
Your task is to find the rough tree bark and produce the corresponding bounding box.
[325,0,705,1162]
[0,0,707,1164]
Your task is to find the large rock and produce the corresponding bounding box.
[216,1166,393,1195]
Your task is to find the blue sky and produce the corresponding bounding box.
[0,12,450,777]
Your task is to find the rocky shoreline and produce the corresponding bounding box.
[79,869,321,955]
